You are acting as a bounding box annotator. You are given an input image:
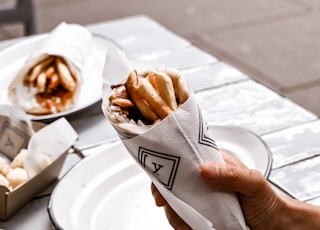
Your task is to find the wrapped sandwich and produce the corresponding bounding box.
[8,22,92,115]
[102,47,247,229]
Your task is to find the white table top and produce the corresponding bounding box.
[1,15,320,229]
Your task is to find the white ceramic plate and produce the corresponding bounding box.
[48,125,272,230]
[209,124,272,177]
[0,34,115,121]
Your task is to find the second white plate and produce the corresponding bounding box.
[48,125,272,230]
[0,34,115,121]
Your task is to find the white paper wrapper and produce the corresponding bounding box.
[24,117,78,177]
[18,22,92,79]
[8,22,93,114]
[102,47,247,230]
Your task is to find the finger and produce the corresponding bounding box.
[201,163,268,196]
[164,205,192,230]
[151,183,191,230]
[151,183,167,207]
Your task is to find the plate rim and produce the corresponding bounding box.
[209,123,273,178]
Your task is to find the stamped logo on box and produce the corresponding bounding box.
[0,121,29,159]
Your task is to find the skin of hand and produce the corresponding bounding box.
[151,150,320,230]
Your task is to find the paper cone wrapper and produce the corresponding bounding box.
[19,22,92,78]
[102,47,247,230]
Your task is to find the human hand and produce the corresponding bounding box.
[151,150,320,229]
[200,150,284,229]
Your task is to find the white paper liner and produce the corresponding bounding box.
[102,46,247,230]
[24,117,78,177]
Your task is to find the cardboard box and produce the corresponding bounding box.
[0,122,69,220]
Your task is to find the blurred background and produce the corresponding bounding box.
[1,0,320,116]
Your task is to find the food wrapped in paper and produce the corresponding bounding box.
[102,48,247,229]
[8,22,92,115]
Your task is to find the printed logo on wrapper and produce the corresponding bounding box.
[138,147,180,190]
[198,108,218,150]
[137,111,217,191]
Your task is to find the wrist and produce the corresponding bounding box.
[282,197,320,229]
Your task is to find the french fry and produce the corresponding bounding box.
[47,73,60,90]
[147,71,177,110]
[45,66,55,78]
[36,72,47,93]
[27,55,54,84]
[159,67,190,104]
[137,78,173,119]
[56,57,76,92]
[146,73,158,91]
[126,70,159,121]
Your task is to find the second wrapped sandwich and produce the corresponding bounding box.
[8,22,92,115]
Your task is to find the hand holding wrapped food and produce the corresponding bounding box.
[102,50,246,228]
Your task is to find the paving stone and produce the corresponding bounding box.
[194,12,320,92]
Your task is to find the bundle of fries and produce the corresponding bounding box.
[24,55,77,94]
[9,54,79,115]
[107,67,190,126]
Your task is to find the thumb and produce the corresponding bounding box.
[201,162,267,196]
